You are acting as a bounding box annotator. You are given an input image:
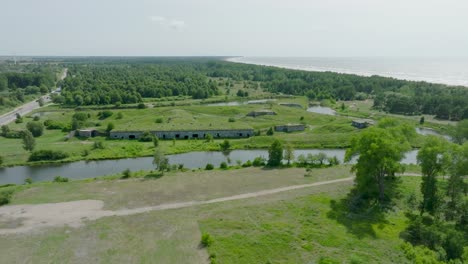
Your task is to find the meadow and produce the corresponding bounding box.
[0,166,421,263]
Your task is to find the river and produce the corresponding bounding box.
[0,149,419,185]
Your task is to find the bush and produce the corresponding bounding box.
[106,122,115,132]
[252,156,266,167]
[26,121,44,137]
[44,119,65,130]
[242,160,252,167]
[0,189,14,205]
[53,176,69,182]
[116,112,123,119]
[137,103,146,109]
[220,139,231,151]
[93,141,105,149]
[220,162,228,169]
[98,110,113,119]
[28,150,69,161]
[24,178,32,184]
[201,233,214,247]
[0,156,3,165]
[139,131,154,142]
[33,116,40,121]
[266,127,274,136]
[72,112,89,121]
[228,117,235,122]
[155,118,163,123]
[121,169,131,179]
[205,163,214,170]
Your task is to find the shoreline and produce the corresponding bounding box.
[225,57,468,88]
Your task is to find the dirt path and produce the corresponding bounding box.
[0,177,353,235]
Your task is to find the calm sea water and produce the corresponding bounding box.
[228,57,468,87]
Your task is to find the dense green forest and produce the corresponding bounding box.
[50,57,468,120]
[0,64,58,109]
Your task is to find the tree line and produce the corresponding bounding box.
[52,57,467,121]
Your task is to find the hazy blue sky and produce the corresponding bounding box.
[2,0,467,56]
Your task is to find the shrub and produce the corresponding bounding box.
[0,189,14,205]
[53,176,69,182]
[72,112,89,121]
[139,131,154,142]
[44,119,65,130]
[266,127,274,136]
[0,156,3,165]
[201,233,214,247]
[106,122,115,132]
[228,117,235,122]
[116,112,123,119]
[242,160,252,167]
[220,162,228,169]
[137,103,146,109]
[24,178,32,184]
[28,150,69,161]
[99,110,113,119]
[252,156,266,167]
[155,117,163,123]
[26,121,44,137]
[93,141,105,149]
[205,163,214,170]
[82,149,90,157]
[121,169,131,179]
[205,134,213,142]
[219,139,231,151]
[33,116,40,121]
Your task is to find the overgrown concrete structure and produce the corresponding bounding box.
[279,103,303,108]
[110,129,254,140]
[246,110,277,117]
[274,124,305,132]
[352,119,375,129]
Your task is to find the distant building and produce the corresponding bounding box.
[352,119,375,129]
[279,103,303,108]
[77,129,98,138]
[274,124,305,132]
[110,129,254,140]
[246,110,277,117]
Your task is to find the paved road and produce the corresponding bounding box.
[0,69,67,126]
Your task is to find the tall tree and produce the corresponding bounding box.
[417,136,448,216]
[446,143,468,222]
[283,144,294,165]
[153,148,169,172]
[268,139,283,167]
[21,130,36,152]
[345,124,411,205]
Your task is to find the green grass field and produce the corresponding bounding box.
[0,166,421,263]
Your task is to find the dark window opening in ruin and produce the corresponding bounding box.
[193,134,199,138]
[184,135,189,139]
[129,135,136,139]
[175,134,180,139]
[216,133,220,137]
[121,136,124,139]
[163,135,166,139]
[239,133,243,137]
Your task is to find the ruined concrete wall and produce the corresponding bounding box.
[274,125,305,132]
[110,129,254,140]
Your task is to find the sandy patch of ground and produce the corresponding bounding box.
[0,177,353,235]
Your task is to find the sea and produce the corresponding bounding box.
[227,57,468,87]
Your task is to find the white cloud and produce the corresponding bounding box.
[149,15,185,30]
[169,20,185,30]
[149,16,166,23]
